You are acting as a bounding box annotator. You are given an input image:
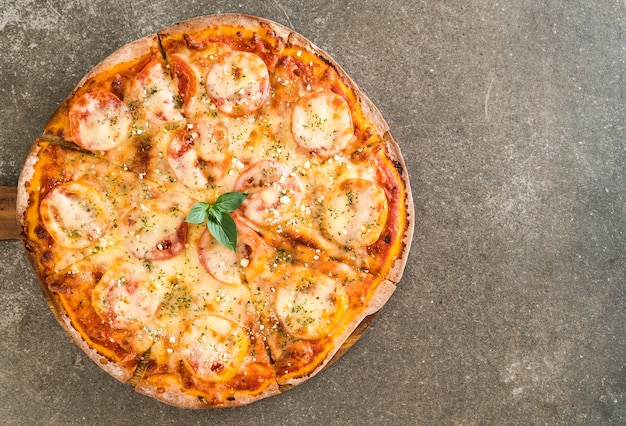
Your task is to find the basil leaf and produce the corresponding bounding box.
[207,207,224,225]
[185,202,210,224]
[213,192,248,213]
[207,212,238,252]
[185,192,246,252]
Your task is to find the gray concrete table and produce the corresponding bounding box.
[1,1,624,424]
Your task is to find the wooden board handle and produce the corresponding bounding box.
[0,186,19,240]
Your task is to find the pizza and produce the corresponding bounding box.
[16,14,413,408]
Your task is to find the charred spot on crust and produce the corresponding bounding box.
[392,159,404,176]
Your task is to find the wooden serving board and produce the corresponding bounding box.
[0,186,19,240]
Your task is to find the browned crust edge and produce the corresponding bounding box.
[158,13,283,39]
[135,379,281,410]
[15,142,40,235]
[58,308,135,382]
[384,134,415,284]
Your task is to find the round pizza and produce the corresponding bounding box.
[16,14,413,408]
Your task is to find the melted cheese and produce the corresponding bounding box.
[92,261,162,330]
[206,51,270,116]
[274,267,348,340]
[193,120,230,163]
[197,227,244,285]
[180,314,249,382]
[146,224,254,327]
[166,120,231,189]
[197,218,271,286]
[69,91,132,151]
[235,160,302,226]
[130,57,184,124]
[324,178,388,247]
[40,181,109,249]
[291,91,354,157]
[122,195,193,260]
[29,30,409,396]
[167,132,211,189]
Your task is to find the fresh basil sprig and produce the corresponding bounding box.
[185,192,248,252]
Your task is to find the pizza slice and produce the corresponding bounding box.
[43,246,158,382]
[17,139,177,276]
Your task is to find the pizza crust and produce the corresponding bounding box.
[135,377,280,409]
[158,13,284,39]
[19,249,136,382]
[383,135,415,283]
[15,142,40,235]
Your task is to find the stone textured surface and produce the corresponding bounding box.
[0,0,624,424]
